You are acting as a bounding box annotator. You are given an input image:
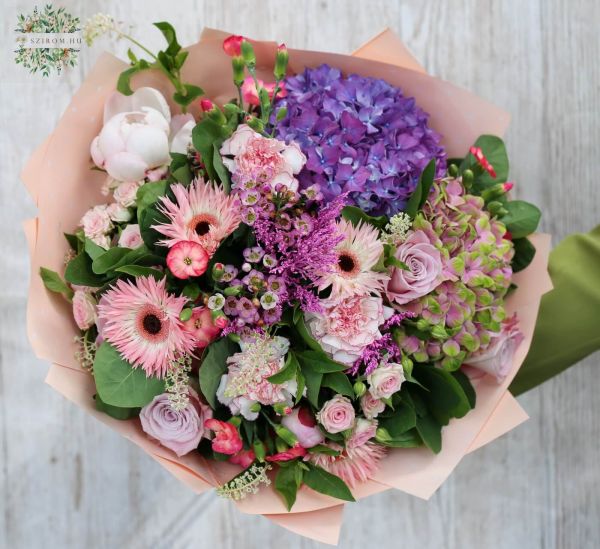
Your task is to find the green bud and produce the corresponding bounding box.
[232,56,245,87]
[353,381,367,397]
[448,163,459,177]
[462,169,474,189]
[276,106,288,121]
[275,438,288,453]
[223,285,243,296]
[253,440,266,462]
[375,427,392,443]
[416,318,430,332]
[212,262,225,281]
[275,425,297,446]
[431,324,448,340]
[241,40,256,67]
[207,107,226,125]
[482,183,508,203]
[273,402,291,416]
[401,355,413,377]
[274,44,289,80]
[179,308,193,322]
[487,200,504,216]
[228,416,242,427]
[246,116,265,133]
[249,402,262,413]
[223,103,240,117]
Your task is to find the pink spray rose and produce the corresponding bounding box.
[281,407,325,448]
[360,392,386,420]
[72,290,97,330]
[387,230,443,305]
[80,205,112,242]
[118,224,143,249]
[113,180,141,207]
[316,394,356,434]
[465,315,524,382]
[106,202,132,223]
[204,418,243,455]
[182,307,223,349]
[140,389,212,457]
[347,418,378,449]
[305,296,389,365]
[367,362,406,399]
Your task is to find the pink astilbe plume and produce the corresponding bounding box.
[98,276,196,377]
[308,441,387,488]
[153,179,241,255]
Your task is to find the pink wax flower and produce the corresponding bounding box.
[464,315,524,382]
[166,240,209,279]
[223,34,245,56]
[139,389,212,457]
[316,394,356,434]
[281,407,325,448]
[387,230,443,305]
[229,448,256,468]
[360,392,386,420]
[182,307,222,349]
[266,444,307,462]
[72,290,97,330]
[219,123,305,191]
[118,224,143,249]
[204,419,243,455]
[305,295,389,365]
[367,362,406,399]
[241,76,287,106]
[347,418,378,449]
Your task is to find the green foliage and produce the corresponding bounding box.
[321,372,354,398]
[94,394,140,420]
[39,267,73,300]
[512,237,537,272]
[268,352,299,384]
[191,117,235,183]
[341,206,388,231]
[501,200,541,239]
[64,253,106,287]
[405,158,437,218]
[459,135,509,189]
[114,265,165,279]
[303,463,355,502]
[296,350,347,373]
[198,338,238,408]
[93,343,165,407]
[274,461,304,511]
[136,180,169,223]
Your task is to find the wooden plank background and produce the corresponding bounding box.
[1,0,599,547]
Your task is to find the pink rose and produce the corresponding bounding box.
[305,296,389,365]
[107,202,132,223]
[316,394,355,434]
[118,224,143,249]
[80,205,112,240]
[465,315,524,382]
[182,307,222,349]
[113,180,141,207]
[347,418,377,449]
[204,418,243,455]
[367,362,405,399]
[387,230,443,305]
[281,407,325,448]
[72,290,97,330]
[360,392,386,419]
[140,389,212,457]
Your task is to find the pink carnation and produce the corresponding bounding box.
[204,418,243,455]
[387,230,443,305]
[139,389,212,457]
[316,394,355,434]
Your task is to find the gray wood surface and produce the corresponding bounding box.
[1,1,599,548]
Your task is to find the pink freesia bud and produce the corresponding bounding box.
[277,43,287,53]
[469,146,497,178]
[223,35,245,57]
[503,181,514,192]
[200,98,214,112]
[265,443,307,462]
[166,241,209,279]
[229,448,256,468]
[204,419,243,455]
[182,307,222,348]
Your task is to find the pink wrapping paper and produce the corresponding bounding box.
[22,28,550,546]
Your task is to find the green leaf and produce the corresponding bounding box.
[153,21,181,56]
[199,338,238,408]
[379,428,422,448]
[299,361,322,408]
[39,267,73,300]
[460,135,509,189]
[379,401,417,437]
[306,444,341,456]
[512,237,536,272]
[501,200,541,239]
[114,265,165,279]
[295,368,305,403]
[405,158,436,218]
[92,247,133,274]
[321,372,354,398]
[64,253,105,287]
[451,370,476,408]
[84,238,105,260]
[137,180,169,223]
[212,144,231,192]
[268,352,299,384]
[93,343,165,407]
[293,315,323,352]
[116,59,150,96]
[303,464,355,502]
[341,205,388,231]
[275,461,303,511]
[64,232,81,252]
[415,414,442,453]
[94,394,140,420]
[173,84,204,108]
[296,350,347,373]
[182,283,201,301]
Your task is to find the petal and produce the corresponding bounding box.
[131,87,171,122]
[97,116,126,159]
[170,119,195,154]
[105,151,148,182]
[125,125,170,169]
[281,143,306,173]
[90,136,105,167]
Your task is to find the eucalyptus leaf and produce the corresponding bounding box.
[501,200,541,239]
[512,237,536,273]
[94,394,140,420]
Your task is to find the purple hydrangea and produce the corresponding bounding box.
[274,65,447,216]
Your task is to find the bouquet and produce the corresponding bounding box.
[25,19,552,543]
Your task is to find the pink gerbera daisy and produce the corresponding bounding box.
[308,441,387,488]
[153,179,241,255]
[98,276,196,377]
[317,219,389,301]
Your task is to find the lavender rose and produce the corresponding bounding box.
[140,389,212,457]
[386,230,443,305]
[316,394,355,434]
[465,315,524,382]
[367,362,406,399]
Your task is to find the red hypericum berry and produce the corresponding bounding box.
[505,231,513,241]
[222,35,245,57]
[200,98,214,112]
